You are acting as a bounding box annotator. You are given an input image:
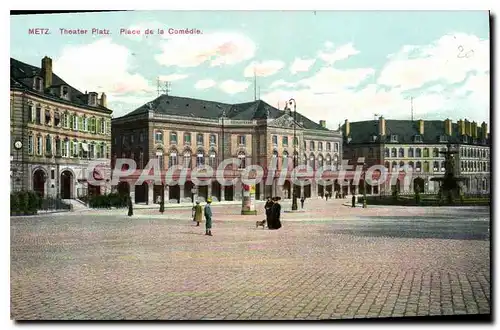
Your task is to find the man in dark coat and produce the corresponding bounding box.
[264,197,274,229]
[270,197,282,230]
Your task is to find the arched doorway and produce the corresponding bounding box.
[318,184,324,197]
[184,181,194,202]
[224,185,234,201]
[169,184,180,203]
[413,177,425,194]
[60,170,73,199]
[135,182,148,204]
[293,184,301,199]
[117,181,130,196]
[33,169,46,198]
[283,180,291,199]
[212,181,221,201]
[198,184,208,201]
[304,184,311,198]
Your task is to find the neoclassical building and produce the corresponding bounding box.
[111,95,343,204]
[10,57,113,199]
[342,117,490,194]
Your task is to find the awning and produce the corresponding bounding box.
[81,143,89,152]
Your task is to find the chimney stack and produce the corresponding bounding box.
[100,92,107,108]
[444,118,452,136]
[378,116,386,136]
[418,119,424,135]
[481,122,488,140]
[458,119,465,135]
[319,120,326,128]
[41,56,53,89]
[344,119,350,137]
[471,121,478,138]
[464,119,471,135]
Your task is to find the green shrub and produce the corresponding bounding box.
[10,191,39,215]
[88,193,128,209]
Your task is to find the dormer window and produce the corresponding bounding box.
[439,135,448,143]
[88,92,98,106]
[61,86,70,99]
[390,134,398,143]
[413,135,423,143]
[34,77,43,91]
[372,135,377,142]
[462,135,469,143]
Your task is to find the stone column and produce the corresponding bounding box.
[347,181,351,196]
[179,185,185,202]
[234,179,242,200]
[207,182,212,200]
[164,184,169,202]
[147,182,154,205]
[311,180,318,198]
[221,185,225,201]
[128,182,135,204]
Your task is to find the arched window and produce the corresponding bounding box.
[28,133,34,155]
[334,143,339,152]
[408,148,414,157]
[303,154,307,166]
[310,141,315,151]
[196,150,205,167]
[197,133,204,146]
[309,153,315,169]
[45,134,52,155]
[326,154,332,168]
[392,161,397,171]
[183,150,191,168]
[272,150,278,169]
[169,150,178,167]
[238,151,246,169]
[416,148,422,158]
[318,142,323,151]
[399,148,405,157]
[384,148,390,157]
[318,154,324,168]
[416,161,422,172]
[423,148,429,157]
[326,142,331,151]
[55,136,61,157]
[209,150,217,168]
[433,148,439,157]
[170,132,178,144]
[391,148,397,157]
[282,150,289,169]
[399,161,405,169]
[209,134,216,145]
[384,161,390,171]
[423,161,430,172]
[155,130,163,143]
[36,134,43,156]
[434,161,439,171]
[408,161,414,170]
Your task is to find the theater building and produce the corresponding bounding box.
[342,117,490,195]
[111,95,343,204]
[10,56,113,199]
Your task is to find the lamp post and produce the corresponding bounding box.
[289,98,298,211]
[363,162,367,208]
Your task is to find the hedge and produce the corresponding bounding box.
[10,191,40,216]
[88,193,129,209]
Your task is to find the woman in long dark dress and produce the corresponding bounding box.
[270,197,282,230]
[264,197,274,228]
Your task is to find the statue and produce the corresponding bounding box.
[430,144,466,204]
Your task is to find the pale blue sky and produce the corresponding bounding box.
[10,11,490,126]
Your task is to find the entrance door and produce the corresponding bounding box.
[61,171,73,199]
[33,169,45,198]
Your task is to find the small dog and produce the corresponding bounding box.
[256,219,266,229]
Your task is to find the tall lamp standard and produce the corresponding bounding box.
[289,98,298,211]
[363,161,367,208]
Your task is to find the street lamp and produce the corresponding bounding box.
[363,161,367,208]
[289,98,298,211]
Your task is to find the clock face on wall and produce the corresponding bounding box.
[14,140,22,150]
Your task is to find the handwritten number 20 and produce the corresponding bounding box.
[457,45,474,58]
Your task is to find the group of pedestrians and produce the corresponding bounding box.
[264,197,282,230]
[192,198,213,236]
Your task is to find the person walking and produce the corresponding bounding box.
[193,201,203,226]
[264,197,274,229]
[300,196,305,209]
[204,198,213,236]
[270,197,282,230]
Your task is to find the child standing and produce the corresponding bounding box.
[204,198,213,236]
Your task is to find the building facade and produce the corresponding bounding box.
[10,57,113,199]
[111,95,343,204]
[342,117,490,195]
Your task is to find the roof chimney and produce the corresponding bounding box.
[444,118,452,136]
[464,119,471,135]
[458,119,465,135]
[418,119,424,135]
[319,120,326,128]
[471,121,478,138]
[100,92,107,108]
[481,122,488,140]
[41,56,52,89]
[344,119,350,136]
[378,116,386,136]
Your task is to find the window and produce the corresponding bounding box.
[272,135,278,146]
[196,151,205,167]
[283,136,289,147]
[391,135,398,142]
[62,86,69,99]
[130,134,135,144]
[408,148,414,157]
[433,148,439,157]
[34,77,42,91]
[210,134,216,145]
[423,161,430,172]
[100,119,106,134]
[44,109,51,125]
[168,150,178,167]
[71,114,77,130]
[170,132,178,144]
[398,148,404,157]
[155,131,163,143]
[139,132,144,143]
[90,93,97,105]
[54,112,60,127]
[326,155,332,169]
[392,161,397,172]
[310,141,315,151]
[385,161,390,170]
[36,106,42,125]
[28,134,34,154]
[433,161,439,171]
[294,137,299,147]
[303,141,307,150]
[55,137,61,157]
[408,161,414,170]
[45,135,52,155]
[413,135,422,143]
[440,135,448,143]
[71,140,78,157]
[272,150,279,169]
[238,135,246,145]
[309,154,315,169]
[302,154,307,166]
[28,104,35,122]
[90,117,96,133]
[415,148,421,158]
[62,139,69,157]
[36,135,43,155]
[157,149,164,169]
[51,169,55,180]
[423,148,429,157]
[89,143,95,159]
[334,143,339,152]
[209,151,217,168]
[282,151,289,169]
[238,152,246,169]
[384,148,390,157]
[416,161,422,172]
[326,142,331,151]
[184,133,191,145]
[318,142,323,151]
[197,133,204,146]
[183,150,191,168]
[399,161,405,170]
[391,148,397,157]
[318,154,324,168]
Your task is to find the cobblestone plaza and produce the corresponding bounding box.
[10,199,490,320]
